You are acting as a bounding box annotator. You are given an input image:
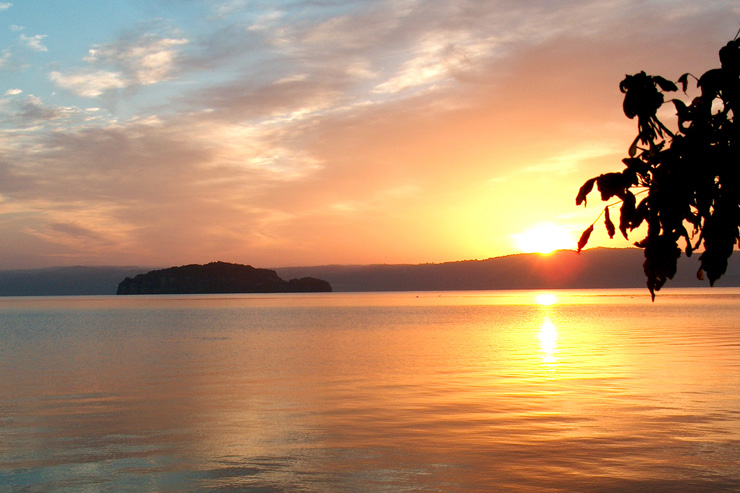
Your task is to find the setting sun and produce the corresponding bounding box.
[512,223,574,255]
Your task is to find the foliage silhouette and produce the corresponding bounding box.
[576,36,740,299]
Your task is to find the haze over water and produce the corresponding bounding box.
[2,289,740,491]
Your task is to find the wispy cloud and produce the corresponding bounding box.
[19,33,47,52]
[84,33,188,85]
[0,95,90,130]
[0,48,11,68]
[49,30,188,98]
[11,95,65,124]
[49,70,127,98]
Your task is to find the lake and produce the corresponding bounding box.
[1,288,740,491]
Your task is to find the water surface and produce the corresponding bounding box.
[1,289,740,491]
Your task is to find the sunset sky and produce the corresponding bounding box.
[0,1,737,269]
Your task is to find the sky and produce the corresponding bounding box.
[0,1,737,269]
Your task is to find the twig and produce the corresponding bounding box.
[590,189,649,226]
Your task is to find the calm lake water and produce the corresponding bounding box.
[1,288,740,491]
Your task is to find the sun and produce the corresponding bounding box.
[512,223,574,255]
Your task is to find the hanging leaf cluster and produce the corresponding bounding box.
[575,38,740,300]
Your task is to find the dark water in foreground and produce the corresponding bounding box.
[1,289,740,491]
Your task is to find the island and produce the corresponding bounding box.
[116,261,332,295]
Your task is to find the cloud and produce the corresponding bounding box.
[13,95,63,122]
[214,0,250,18]
[185,75,346,123]
[0,95,81,128]
[21,207,139,259]
[84,34,188,85]
[49,30,188,98]
[0,94,105,136]
[0,106,328,264]
[20,34,48,52]
[48,222,113,243]
[176,3,511,123]
[0,3,11,12]
[519,145,622,176]
[371,31,491,95]
[0,48,11,68]
[49,69,127,98]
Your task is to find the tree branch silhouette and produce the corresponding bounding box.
[576,37,740,300]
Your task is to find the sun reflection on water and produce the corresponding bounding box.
[539,316,558,365]
[535,293,558,306]
[533,292,559,370]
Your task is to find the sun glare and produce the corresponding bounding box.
[512,223,574,255]
[535,293,558,306]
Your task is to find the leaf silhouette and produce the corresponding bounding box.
[575,178,597,206]
[698,68,723,99]
[677,73,690,92]
[654,76,677,92]
[719,39,740,71]
[604,207,615,239]
[619,191,636,239]
[577,225,594,253]
[596,173,626,201]
[643,235,681,301]
[628,135,639,157]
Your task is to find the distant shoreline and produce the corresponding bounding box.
[1,248,737,297]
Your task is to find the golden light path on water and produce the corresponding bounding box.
[539,316,558,365]
[535,292,559,367]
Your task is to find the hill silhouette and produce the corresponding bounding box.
[0,266,145,296]
[0,249,737,296]
[275,248,740,292]
[117,261,332,295]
